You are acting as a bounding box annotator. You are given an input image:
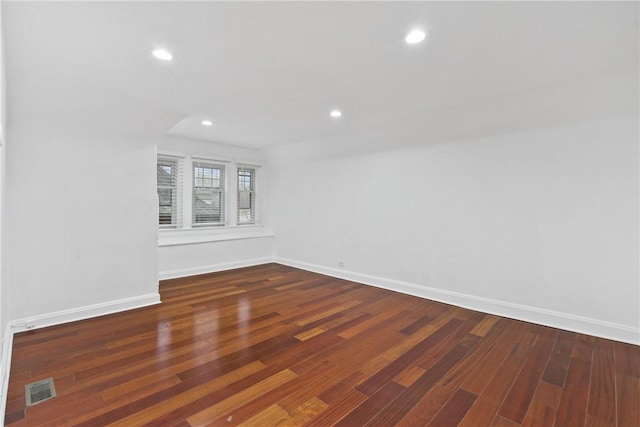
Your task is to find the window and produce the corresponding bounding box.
[157,152,261,233]
[192,160,225,226]
[156,157,181,227]
[237,166,256,224]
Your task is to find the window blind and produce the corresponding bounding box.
[157,155,183,228]
[237,165,257,224]
[192,159,226,226]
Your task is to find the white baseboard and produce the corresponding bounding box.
[275,257,640,345]
[0,325,14,427]
[0,293,160,425]
[158,257,275,281]
[9,293,161,334]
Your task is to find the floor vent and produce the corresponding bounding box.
[25,378,56,406]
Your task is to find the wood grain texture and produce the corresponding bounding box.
[497,327,558,423]
[427,388,477,427]
[555,357,592,427]
[5,264,638,426]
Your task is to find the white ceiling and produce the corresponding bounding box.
[4,1,639,150]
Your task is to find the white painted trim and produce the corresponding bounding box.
[158,257,274,281]
[0,293,160,424]
[192,154,231,163]
[157,149,186,159]
[0,325,14,427]
[158,229,273,247]
[274,257,640,345]
[236,161,262,168]
[9,293,161,334]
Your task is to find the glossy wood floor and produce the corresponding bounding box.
[5,264,640,426]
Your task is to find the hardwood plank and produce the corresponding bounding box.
[615,341,640,377]
[4,264,636,427]
[74,361,268,426]
[522,403,556,427]
[586,339,616,427]
[394,384,457,427]
[185,369,298,426]
[317,371,367,405]
[427,389,478,427]
[236,397,329,427]
[366,341,479,427]
[203,313,414,425]
[393,365,427,387]
[236,403,289,427]
[491,415,522,426]
[572,336,594,362]
[201,361,339,426]
[294,300,362,326]
[447,320,522,394]
[531,380,562,409]
[3,410,24,425]
[282,397,328,426]
[279,319,416,413]
[305,389,367,427]
[338,303,407,339]
[555,357,591,427]
[458,355,527,427]
[333,381,406,427]
[358,307,459,376]
[616,373,639,427]
[541,330,576,387]
[497,327,558,423]
[294,327,326,341]
[400,315,434,335]
[416,313,485,369]
[355,318,463,396]
[470,314,501,337]
[521,382,562,427]
[21,385,108,426]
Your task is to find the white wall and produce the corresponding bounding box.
[157,136,274,280]
[0,146,4,329]
[4,127,160,325]
[2,130,274,326]
[158,136,266,166]
[269,115,640,343]
[0,0,6,332]
[0,1,10,419]
[158,237,274,280]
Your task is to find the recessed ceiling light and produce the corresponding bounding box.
[152,48,173,61]
[405,29,427,44]
[201,120,213,126]
[330,110,342,118]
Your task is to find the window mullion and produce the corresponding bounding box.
[159,153,263,232]
[228,161,238,227]
[192,158,226,227]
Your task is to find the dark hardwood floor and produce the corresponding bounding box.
[4,263,640,426]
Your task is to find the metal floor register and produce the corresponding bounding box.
[25,377,56,406]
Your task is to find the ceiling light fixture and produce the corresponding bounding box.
[201,120,213,126]
[152,48,173,61]
[405,29,427,44]
[330,110,342,118]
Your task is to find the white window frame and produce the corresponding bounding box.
[237,164,258,225]
[157,151,267,246]
[192,159,227,227]
[156,153,184,229]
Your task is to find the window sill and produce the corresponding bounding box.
[158,225,274,247]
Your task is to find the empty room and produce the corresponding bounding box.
[0,1,638,426]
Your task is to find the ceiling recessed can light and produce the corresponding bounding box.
[405,29,427,44]
[330,110,342,118]
[152,48,173,61]
[201,120,213,126]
